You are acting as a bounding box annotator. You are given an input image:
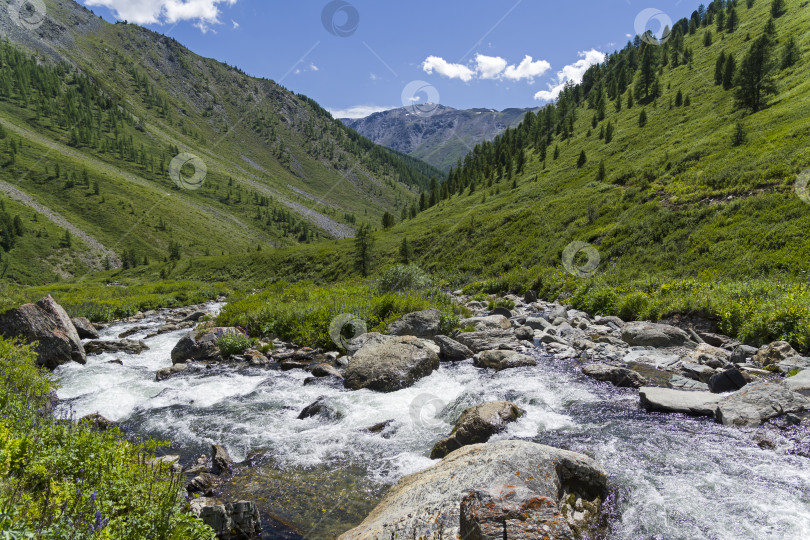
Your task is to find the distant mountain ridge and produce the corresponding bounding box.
[342,105,537,171]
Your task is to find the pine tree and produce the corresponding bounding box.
[60,229,71,248]
[781,37,800,69]
[596,161,606,182]
[731,122,746,146]
[639,109,648,127]
[704,30,713,47]
[605,121,615,144]
[399,237,412,264]
[553,145,560,160]
[726,8,739,33]
[715,51,726,85]
[353,224,374,277]
[723,54,737,90]
[675,89,683,107]
[771,0,785,18]
[381,211,395,230]
[735,36,776,112]
[577,150,587,168]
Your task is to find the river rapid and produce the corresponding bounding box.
[54,303,810,539]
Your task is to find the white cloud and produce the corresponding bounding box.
[502,55,551,82]
[534,49,606,102]
[422,56,476,82]
[83,0,237,32]
[327,105,392,119]
[369,73,378,81]
[475,54,508,80]
[231,19,238,29]
[309,63,319,72]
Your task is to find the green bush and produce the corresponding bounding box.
[377,264,433,292]
[216,333,254,357]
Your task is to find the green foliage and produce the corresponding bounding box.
[216,333,254,357]
[732,122,747,146]
[0,338,215,539]
[377,264,433,293]
[734,35,777,111]
[353,224,374,277]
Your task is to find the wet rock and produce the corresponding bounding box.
[345,332,393,356]
[280,359,311,371]
[107,359,123,366]
[80,413,114,431]
[639,387,722,416]
[385,309,442,339]
[344,336,439,392]
[433,335,473,361]
[669,375,710,391]
[71,317,99,339]
[155,363,189,381]
[187,472,219,496]
[708,368,747,394]
[338,440,607,539]
[190,498,261,540]
[0,295,85,369]
[171,328,239,364]
[460,487,575,540]
[182,310,207,323]
[731,344,758,364]
[455,329,521,353]
[473,350,536,371]
[514,325,534,341]
[715,381,810,427]
[211,444,234,476]
[118,326,149,339]
[621,322,694,348]
[582,363,647,388]
[297,397,341,421]
[365,419,394,434]
[431,401,522,459]
[85,339,148,355]
[753,341,799,367]
[310,363,342,378]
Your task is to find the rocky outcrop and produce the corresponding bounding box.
[473,350,536,371]
[84,339,148,355]
[714,381,809,427]
[338,440,607,539]
[639,387,722,416]
[71,317,99,339]
[582,363,647,388]
[385,309,442,339]
[455,329,521,353]
[433,335,473,361]
[344,336,440,392]
[0,295,85,369]
[752,341,799,367]
[431,401,522,459]
[621,322,694,348]
[190,498,261,539]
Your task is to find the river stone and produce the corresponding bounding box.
[431,401,522,459]
[681,362,717,384]
[731,344,758,364]
[595,315,625,328]
[786,370,810,396]
[460,315,512,331]
[170,328,235,364]
[582,363,646,388]
[639,387,722,416]
[80,413,114,431]
[187,472,219,496]
[211,444,234,476]
[310,363,343,378]
[338,440,607,540]
[460,486,575,540]
[473,350,536,371]
[433,335,473,361]
[714,381,810,427]
[155,363,189,381]
[84,339,148,355]
[490,307,513,319]
[752,341,799,367]
[514,325,534,341]
[455,329,521,353]
[708,368,747,393]
[621,322,693,348]
[669,375,710,391]
[345,332,393,356]
[344,336,439,392]
[525,316,552,331]
[385,309,442,339]
[688,343,731,368]
[71,317,99,339]
[524,290,538,303]
[190,498,261,540]
[549,305,568,321]
[297,397,341,421]
[0,295,86,369]
[773,357,810,374]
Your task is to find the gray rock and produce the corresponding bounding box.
[688,344,731,368]
[523,290,538,303]
[310,363,343,378]
[0,295,85,369]
[171,333,219,364]
[490,307,512,319]
[714,381,810,427]
[639,387,722,416]
[338,440,607,540]
[582,363,646,388]
[455,329,521,353]
[385,309,443,339]
[525,316,552,331]
[753,341,799,367]
[774,357,810,374]
[187,472,219,496]
[85,339,148,356]
[731,345,758,364]
[434,335,473,361]
[80,413,114,431]
[460,315,512,331]
[190,498,261,540]
[430,401,522,459]
[297,397,342,420]
[345,332,394,356]
[786,370,810,396]
[71,317,99,339]
[155,363,189,381]
[344,336,439,392]
[473,350,536,371]
[595,315,625,328]
[182,310,207,323]
[708,368,747,394]
[669,375,709,391]
[549,305,568,321]
[594,336,626,347]
[514,325,534,341]
[621,322,693,348]
[211,444,233,476]
[681,362,717,384]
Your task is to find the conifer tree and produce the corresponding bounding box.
[577,150,587,168]
[639,109,648,127]
[723,54,737,90]
[735,36,776,111]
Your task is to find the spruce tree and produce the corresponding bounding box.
[399,237,412,264]
[704,30,713,47]
[723,54,736,90]
[715,51,726,85]
[735,36,776,112]
[771,0,785,18]
[781,37,800,68]
[577,150,587,168]
[353,224,374,277]
[639,109,648,127]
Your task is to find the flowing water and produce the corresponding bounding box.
[54,305,810,539]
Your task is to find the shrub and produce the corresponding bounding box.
[216,333,254,357]
[377,264,433,293]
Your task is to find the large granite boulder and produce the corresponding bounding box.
[431,401,522,459]
[473,350,536,371]
[0,295,85,369]
[338,440,607,539]
[385,309,443,339]
[786,370,810,396]
[707,368,747,393]
[344,336,439,392]
[714,381,810,427]
[189,498,260,539]
[639,387,721,416]
[455,329,521,353]
[433,335,474,361]
[170,327,243,364]
[71,317,99,339]
[621,322,693,348]
[752,341,800,367]
[582,363,647,388]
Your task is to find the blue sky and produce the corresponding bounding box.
[81,0,699,117]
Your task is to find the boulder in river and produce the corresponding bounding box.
[786,370,810,396]
[752,341,799,367]
[0,295,85,369]
[211,444,234,476]
[455,329,521,353]
[338,440,607,539]
[473,350,536,371]
[84,339,148,355]
[639,387,722,416]
[431,401,522,459]
[433,335,473,361]
[190,498,261,540]
[297,397,342,421]
[582,363,647,388]
[170,327,243,364]
[71,317,99,339]
[310,363,343,378]
[714,381,809,427]
[385,309,443,339]
[707,368,747,393]
[460,315,512,331]
[344,336,439,392]
[621,322,694,348]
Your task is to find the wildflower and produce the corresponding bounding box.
[90,491,97,503]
